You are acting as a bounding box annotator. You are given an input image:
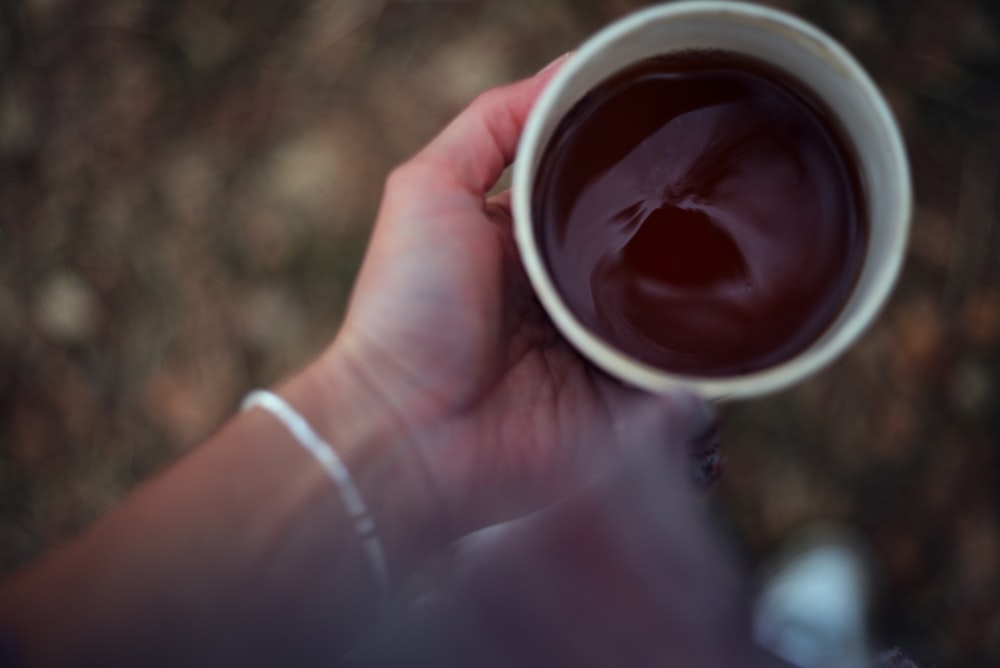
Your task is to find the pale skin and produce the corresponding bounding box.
[0,57,789,667]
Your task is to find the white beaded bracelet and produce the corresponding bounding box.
[240,389,391,602]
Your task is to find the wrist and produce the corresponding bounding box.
[276,351,450,585]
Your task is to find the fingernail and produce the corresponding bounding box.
[685,398,722,487]
[536,51,572,76]
[693,447,725,488]
[651,392,724,488]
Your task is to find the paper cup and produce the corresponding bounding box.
[512,0,911,400]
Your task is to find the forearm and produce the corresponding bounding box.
[0,357,442,667]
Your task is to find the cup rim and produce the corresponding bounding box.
[511,0,912,400]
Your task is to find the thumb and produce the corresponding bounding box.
[601,389,719,488]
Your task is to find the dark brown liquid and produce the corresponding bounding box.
[534,52,867,376]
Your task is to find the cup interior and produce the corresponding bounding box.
[512,1,911,399]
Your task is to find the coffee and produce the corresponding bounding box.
[533,51,868,376]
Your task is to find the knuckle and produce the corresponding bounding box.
[385,162,416,191]
[471,86,505,112]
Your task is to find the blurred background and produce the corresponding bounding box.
[1,0,998,664]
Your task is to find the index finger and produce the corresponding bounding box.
[408,53,570,195]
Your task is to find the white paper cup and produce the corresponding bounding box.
[512,0,911,400]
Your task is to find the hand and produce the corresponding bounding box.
[318,55,712,539]
[447,423,788,668]
[354,408,786,667]
[0,55,724,668]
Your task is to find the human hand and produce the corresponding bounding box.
[317,55,712,541]
[353,407,785,667]
[0,56,723,668]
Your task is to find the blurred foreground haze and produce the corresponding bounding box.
[1,0,999,664]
